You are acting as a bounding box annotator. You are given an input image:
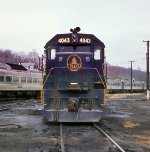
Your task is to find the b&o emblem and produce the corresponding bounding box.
[67,54,82,71]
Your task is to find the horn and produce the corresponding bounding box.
[76,27,81,32]
[70,29,74,33]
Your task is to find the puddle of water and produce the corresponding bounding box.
[106,112,133,118]
[107,114,130,118]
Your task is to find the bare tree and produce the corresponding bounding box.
[27,49,39,65]
[0,49,40,69]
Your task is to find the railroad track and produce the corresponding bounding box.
[60,123,65,152]
[93,123,126,152]
[59,123,126,152]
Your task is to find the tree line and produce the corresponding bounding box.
[0,49,39,66]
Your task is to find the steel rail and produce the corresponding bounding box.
[93,123,126,152]
[60,123,65,152]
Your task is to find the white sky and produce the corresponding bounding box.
[0,0,150,71]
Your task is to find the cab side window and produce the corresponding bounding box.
[48,47,56,60]
[94,46,102,60]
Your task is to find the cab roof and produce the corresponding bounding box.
[44,33,105,49]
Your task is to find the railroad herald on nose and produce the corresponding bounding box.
[67,54,82,71]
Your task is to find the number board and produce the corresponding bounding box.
[58,37,91,44]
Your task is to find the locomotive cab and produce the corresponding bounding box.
[42,27,106,122]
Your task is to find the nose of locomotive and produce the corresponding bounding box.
[55,53,93,91]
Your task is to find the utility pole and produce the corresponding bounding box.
[143,40,150,100]
[129,61,135,94]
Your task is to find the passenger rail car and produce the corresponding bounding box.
[107,79,146,93]
[42,27,107,122]
[0,63,42,98]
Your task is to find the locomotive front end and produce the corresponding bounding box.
[42,28,106,122]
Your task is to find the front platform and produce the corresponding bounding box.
[43,109,104,122]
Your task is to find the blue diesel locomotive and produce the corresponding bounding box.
[42,27,106,122]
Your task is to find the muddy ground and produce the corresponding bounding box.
[102,93,150,152]
[0,93,149,152]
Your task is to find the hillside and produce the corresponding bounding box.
[107,65,146,82]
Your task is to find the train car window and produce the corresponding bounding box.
[27,77,32,83]
[38,78,42,83]
[6,76,12,82]
[21,77,26,83]
[13,76,19,82]
[48,47,56,60]
[33,78,37,83]
[60,46,90,52]
[0,75,4,82]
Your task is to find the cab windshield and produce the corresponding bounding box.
[59,46,90,52]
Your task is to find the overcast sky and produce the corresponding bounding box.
[0,0,150,71]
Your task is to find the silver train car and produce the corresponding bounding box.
[107,79,146,93]
[0,63,42,98]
